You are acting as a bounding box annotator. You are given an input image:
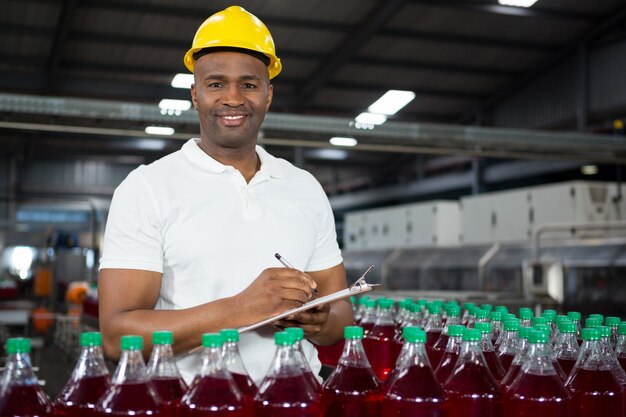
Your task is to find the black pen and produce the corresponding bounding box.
[275,253,319,294]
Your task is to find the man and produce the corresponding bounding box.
[98,6,352,384]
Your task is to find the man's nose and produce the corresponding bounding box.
[221,84,244,107]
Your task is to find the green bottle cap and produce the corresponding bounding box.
[582,328,600,341]
[285,327,304,341]
[567,311,581,322]
[365,299,377,308]
[585,318,601,328]
[518,327,531,339]
[358,296,370,305]
[532,317,547,326]
[120,335,143,351]
[350,296,356,305]
[556,315,569,324]
[467,306,477,316]
[490,312,503,322]
[274,331,295,346]
[463,328,482,342]
[506,313,517,320]
[446,305,461,317]
[542,309,557,319]
[475,322,492,334]
[617,323,626,336]
[605,316,621,327]
[495,306,509,315]
[6,338,30,354]
[534,324,550,335]
[80,332,103,347]
[431,299,444,307]
[519,308,533,320]
[503,319,520,331]
[475,309,489,319]
[220,329,240,343]
[344,326,364,339]
[403,326,426,343]
[589,314,604,323]
[528,329,549,344]
[558,321,576,333]
[598,326,611,338]
[448,325,465,337]
[463,302,476,310]
[480,304,493,312]
[152,330,173,345]
[378,299,394,309]
[406,302,419,313]
[202,333,223,348]
[427,303,440,314]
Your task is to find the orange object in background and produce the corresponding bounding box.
[66,282,89,305]
[31,307,54,333]
[33,266,51,298]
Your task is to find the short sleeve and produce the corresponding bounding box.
[306,180,343,272]
[99,168,164,273]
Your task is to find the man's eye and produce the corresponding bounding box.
[208,82,223,88]
[243,83,257,89]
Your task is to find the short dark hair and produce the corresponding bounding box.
[192,47,270,67]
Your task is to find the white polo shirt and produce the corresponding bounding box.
[99,138,343,384]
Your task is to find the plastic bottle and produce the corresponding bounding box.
[474,309,490,327]
[606,317,621,349]
[96,335,163,416]
[364,298,398,382]
[320,326,381,417]
[179,333,250,417]
[255,331,319,417]
[424,303,445,349]
[519,308,533,328]
[542,309,557,336]
[442,328,501,417]
[496,319,519,373]
[285,327,321,394]
[565,328,625,417]
[475,322,506,382]
[382,327,446,417]
[0,337,53,417]
[616,323,626,372]
[354,296,370,324]
[503,329,570,417]
[598,326,626,389]
[500,326,531,390]
[554,321,580,377]
[461,302,476,326]
[55,332,111,417]
[466,306,478,329]
[393,302,420,358]
[567,311,582,342]
[220,329,258,400]
[585,317,601,329]
[489,312,503,346]
[534,324,568,382]
[434,325,465,385]
[146,330,187,415]
[429,304,461,369]
[359,299,377,337]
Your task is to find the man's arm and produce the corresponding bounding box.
[99,267,317,360]
[274,263,354,346]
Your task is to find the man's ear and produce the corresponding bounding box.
[191,83,198,111]
[265,83,273,112]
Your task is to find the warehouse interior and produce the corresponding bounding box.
[1,0,626,401]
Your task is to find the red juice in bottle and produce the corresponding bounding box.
[285,328,322,394]
[430,305,462,371]
[220,329,258,401]
[382,327,445,417]
[434,325,465,385]
[180,333,250,417]
[364,299,398,382]
[500,327,531,390]
[496,319,519,374]
[55,332,111,417]
[424,303,444,350]
[231,373,257,399]
[615,323,626,373]
[503,329,570,417]
[96,336,163,416]
[255,332,320,417]
[498,353,515,374]
[475,323,505,382]
[443,328,501,417]
[151,376,187,414]
[55,375,110,417]
[557,358,577,376]
[147,331,188,415]
[321,326,382,417]
[0,338,52,417]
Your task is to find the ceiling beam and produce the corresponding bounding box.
[297,0,408,105]
[47,0,79,89]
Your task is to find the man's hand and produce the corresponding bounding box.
[235,267,318,324]
[273,303,330,338]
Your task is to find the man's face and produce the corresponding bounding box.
[191,51,273,150]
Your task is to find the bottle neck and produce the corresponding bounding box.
[340,338,371,368]
[360,307,376,324]
[457,340,488,367]
[442,316,460,333]
[147,344,182,378]
[73,345,109,379]
[577,340,609,371]
[398,342,431,369]
[444,335,464,353]
[522,342,557,375]
[199,346,229,378]
[498,331,519,354]
[480,334,496,352]
[616,335,626,354]
[112,349,148,384]
[222,341,248,374]
[425,313,443,331]
[555,333,579,350]
[0,352,38,387]
[266,344,303,378]
[374,308,395,326]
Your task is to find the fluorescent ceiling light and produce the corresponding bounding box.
[145,126,175,136]
[581,165,598,175]
[368,90,416,116]
[330,137,357,147]
[355,112,387,125]
[171,73,194,89]
[308,149,349,160]
[498,0,538,7]
[158,99,192,111]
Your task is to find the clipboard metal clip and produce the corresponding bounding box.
[349,265,378,293]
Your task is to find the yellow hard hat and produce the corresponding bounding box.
[184,6,282,79]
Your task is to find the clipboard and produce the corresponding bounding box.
[188,265,376,353]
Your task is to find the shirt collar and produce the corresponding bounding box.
[181,139,284,179]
